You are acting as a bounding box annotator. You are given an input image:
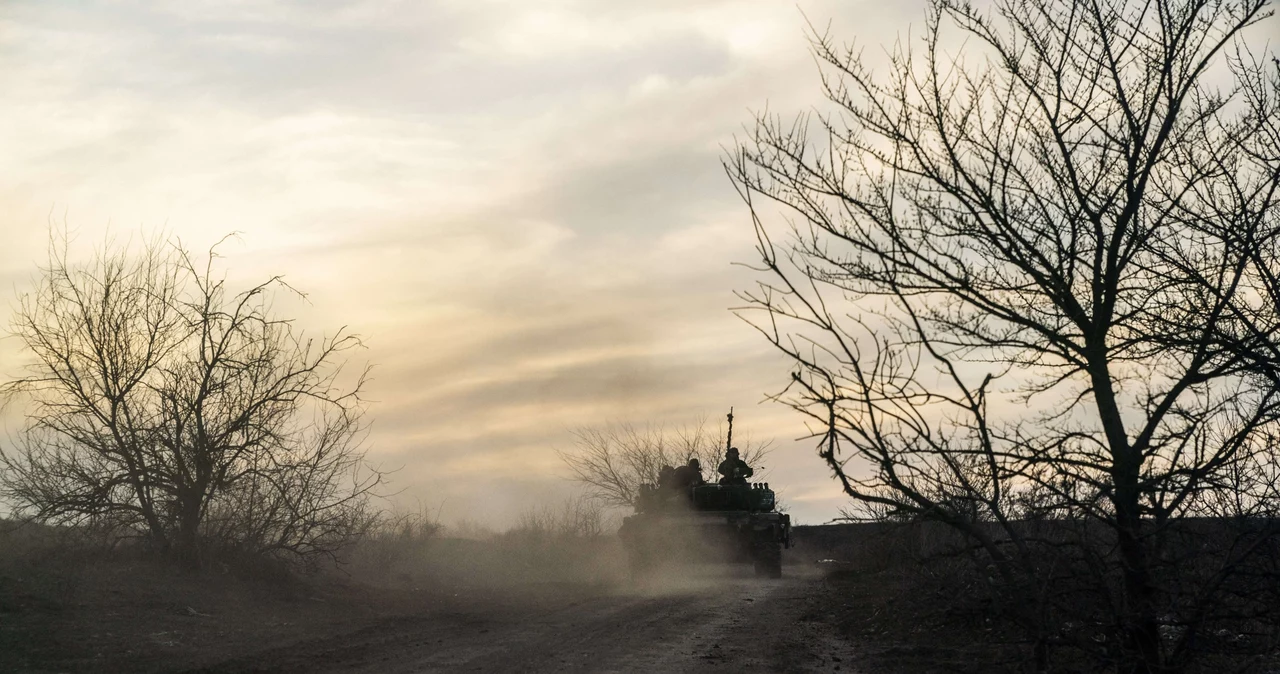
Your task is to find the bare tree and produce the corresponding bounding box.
[512,494,612,540]
[0,232,383,567]
[726,0,1280,671]
[561,416,772,508]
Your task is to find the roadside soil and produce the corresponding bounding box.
[6,526,1274,672]
[188,567,861,673]
[3,557,870,673]
[1,527,1038,674]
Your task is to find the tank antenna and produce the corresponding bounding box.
[725,407,734,455]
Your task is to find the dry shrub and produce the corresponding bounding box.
[444,518,498,540]
[489,496,623,585]
[508,494,612,541]
[339,506,442,584]
[343,497,626,590]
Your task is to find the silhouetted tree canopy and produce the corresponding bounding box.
[1,232,383,567]
[727,0,1280,671]
[561,417,771,508]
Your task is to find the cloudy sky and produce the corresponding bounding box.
[0,0,1094,526]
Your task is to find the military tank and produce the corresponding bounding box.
[617,411,792,579]
[619,480,791,578]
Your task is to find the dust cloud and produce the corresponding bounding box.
[342,502,768,602]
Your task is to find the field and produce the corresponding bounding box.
[0,520,1023,673]
[2,521,1275,673]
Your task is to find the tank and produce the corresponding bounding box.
[617,480,792,578]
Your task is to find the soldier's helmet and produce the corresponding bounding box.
[727,446,740,457]
[688,457,700,469]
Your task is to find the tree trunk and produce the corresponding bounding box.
[1093,366,1166,673]
[1114,476,1164,673]
[174,495,203,569]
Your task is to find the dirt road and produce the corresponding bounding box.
[192,568,859,673]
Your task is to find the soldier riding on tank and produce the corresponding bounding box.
[671,457,705,493]
[656,464,676,490]
[717,447,753,485]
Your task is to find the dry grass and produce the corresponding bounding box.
[793,521,1280,674]
[0,501,628,673]
[340,496,625,589]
